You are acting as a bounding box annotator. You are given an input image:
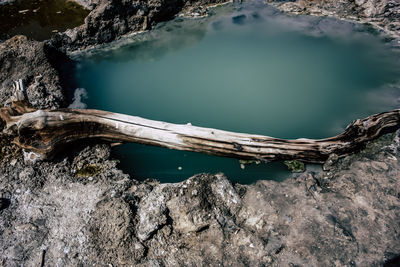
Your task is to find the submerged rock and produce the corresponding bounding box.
[232,14,247,25]
[284,160,306,173]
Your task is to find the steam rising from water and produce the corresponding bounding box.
[75,2,400,183]
[68,88,88,109]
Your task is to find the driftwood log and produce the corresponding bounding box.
[1,100,399,162]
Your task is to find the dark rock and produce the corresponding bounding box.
[0,197,10,211]
[0,0,399,266]
[0,130,399,265]
[52,0,228,52]
[384,255,400,267]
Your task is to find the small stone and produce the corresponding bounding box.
[24,149,45,164]
[323,153,339,171]
[178,166,182,171]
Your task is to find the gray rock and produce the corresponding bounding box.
[51,0,228,51]
[0,131,399,265]
[270,0,400,40]
[136,185,168,242]
[0,36,74,109]
[0,0,400,266]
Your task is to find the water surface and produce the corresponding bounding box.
[0,0,89,41]
[76,2,400,183]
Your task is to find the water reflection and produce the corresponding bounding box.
[0,0,89,41]
[76,2,400,183]
[78,5,236,63]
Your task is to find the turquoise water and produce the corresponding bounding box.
[76,2,400,183]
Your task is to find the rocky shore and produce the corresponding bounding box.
[50,0,228,52]
[270,0,400,41]
[1,0,400,266]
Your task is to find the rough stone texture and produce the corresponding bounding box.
[1,0,400,266]
[71,0,95,9]
[51,0,228,52]
[269,0,400,41]
[0,36,75,109]
[0,132,400,266]
[0,143,134,266]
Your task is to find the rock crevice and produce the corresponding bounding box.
[0,0,400,266]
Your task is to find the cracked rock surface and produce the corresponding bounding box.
[0,36,75,109]
[0,0,400,266]
[269,0,400,41]
[51,0,228,52]
[0,133,399,265]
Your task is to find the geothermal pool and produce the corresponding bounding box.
[75,2,400,183]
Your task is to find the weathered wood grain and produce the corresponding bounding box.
[1,101,399,162]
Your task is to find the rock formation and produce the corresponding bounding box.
[51,0,228,52]
[0,0,400,266]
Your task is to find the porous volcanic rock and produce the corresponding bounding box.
[1,0,400,266]
[269,0,400,41]
[0,132,399,266]
[0,35,75,109]
[52,0,228,52]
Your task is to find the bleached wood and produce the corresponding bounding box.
[1,101,399,162]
